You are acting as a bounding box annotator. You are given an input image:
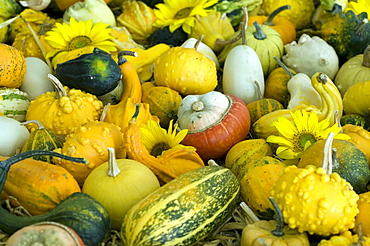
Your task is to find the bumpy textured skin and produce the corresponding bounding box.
[271,165,359,236]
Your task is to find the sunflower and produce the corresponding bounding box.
[266,109,350,165]
[45,17,116,63]
[140,120,196,157]
[153,0,218,34]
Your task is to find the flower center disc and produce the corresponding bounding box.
[151,142,171,157]
[299,133,317,150]
[67,36,93,50]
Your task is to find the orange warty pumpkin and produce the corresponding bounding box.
[0,43,27,88]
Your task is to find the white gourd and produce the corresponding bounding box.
[0,116,30,156]
[287,73,322,109]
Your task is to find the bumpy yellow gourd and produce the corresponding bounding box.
[271,165,359,236]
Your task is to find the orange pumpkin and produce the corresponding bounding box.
[0,43,27,88]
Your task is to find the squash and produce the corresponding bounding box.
[55,48,122,96]
[354,191,370,237]
[20,120,63,163]
[0,150,111,246]
[340,114,369,130]
[0,87,30,122]
[121,165,240,246]
[271,134,359,236]
[264,66,293,107]
[153,45,218,96]
[241,197,310,246]
[0,155,81,215]
[341,124,370,165]
[320,9,370,59]
[0,0,22,20]
[0,43,27,88]
[5,221,84,246]
[317,230,370,246]
[334,45,370,96]
[141,82,183,129]
[343,80,370,118]
[0,116,30,157]
[82,148,160,230]
[178,91,251,161]
[124,105,204,184]
[282,34,339,80]
[248,5,296,45]
[149,25,188,47]
[25,74,104,136]
[239,157,286,220]
[53,0,112,11]
[53,120,125,186]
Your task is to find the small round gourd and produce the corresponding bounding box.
[0,87,30,122]
[0,43,27,88]
[343,80,370,118]
[82,148,160,230]
[341,124,370,165]
[354,191,370,237]
[264,66,293,107]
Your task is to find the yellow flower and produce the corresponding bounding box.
[266,109,350,165]
[140,120,196,157]
[45,17,116,63]
[153,0,218,34]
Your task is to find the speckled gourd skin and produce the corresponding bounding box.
[271,165,359,236]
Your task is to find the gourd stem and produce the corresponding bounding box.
[264,5,291,26]
[268,197,285,237]
[322,132,335,175]
[214,33,242,51]
[132,103,140,119]
[254,81,263,100]
[47,74,67,98]
[273,56,296,78]
[241,6,248,45]
[316,73,328,85]
[117,51,138,66]
[362,46,370,68]
[107,147,121,177]
[194,35,204,51]
[252,21,266,40]
[192,101,204,112]
[21,120,45,130]
[240,202,260,224]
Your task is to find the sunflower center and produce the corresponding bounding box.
[174,7,193,19]
[67,36,93,51]
[299,133,317,150]
[150,142,171,157]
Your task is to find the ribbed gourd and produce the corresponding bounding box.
[0,87,30,122]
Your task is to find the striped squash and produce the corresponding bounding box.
[121,165,240,246]
[247,98,284,125]
[0,87,30,122]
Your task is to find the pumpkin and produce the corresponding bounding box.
[0,116,30,157]
[82,148,160,230]
[239,157,286,220]
[248,5,296,45]
[0,43,27,88]
[341,124,370,165]
[343,80,370,117]
[225,138,273,177]
[124,106,205,184]
[121,165,240,246]
[5,222,84,246]
[141,82,183,129]
[264,66,293,108]
[261,0,315,30]
[178,91,251,161]
[320,9,370,59]
[354,191,370,237]
[20,120,63,163]
[271,134,359,236]
[0,87,30,122]
[0,150,111,246]
[0,155,81,215]
[334,45,370,96]
[241,197,310,246]
[153,45,218,96]
[53,120,125,186]
[25,74,104,136]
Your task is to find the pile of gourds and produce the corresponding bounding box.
[1,0,370,245]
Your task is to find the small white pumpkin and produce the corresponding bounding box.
[0,116,30,156]
[0,87,30,122]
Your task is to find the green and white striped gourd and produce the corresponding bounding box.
[0,87,30,122]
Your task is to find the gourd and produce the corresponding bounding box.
[0,87,30,122]
[0,43,27,88]
[318,230,370,245]
[222,11,265,105]
[55,48,122,96]
[53,0,112,11]
[248,5,296,45]
[121,165,240,246]
[271,133,359,236]
[343,80,370,117]
[25,74,104,136]
[282,34,339,80]
[124,105,205,184]
[264,66,294,107]
[20,120,63,163]
[341,124,370,165]
[0,0,22,20]
[334,45,370,96]
[53,120,126,186]
[0,155,81,215]
[153,43,218,96]
[354,191,370,237]
[0,116,30,157]
[321,0,348,12]
[340,114,369,130]
[5,222,84,246]
[178,91,251,161]
[141,82,183,129]
[0,150,111,246]
[181,37,220,69]
[82,148,160,230]
[241,198,310,246]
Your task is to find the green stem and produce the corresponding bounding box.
[253,21,266,40]
[268,197,284,237]
[273,56,296,78]
[264,5,291,26]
